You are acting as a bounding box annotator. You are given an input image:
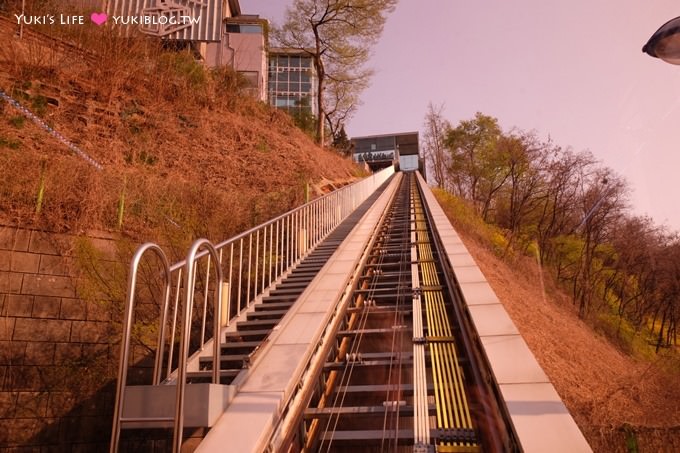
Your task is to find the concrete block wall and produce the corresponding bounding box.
[0,225,121,451]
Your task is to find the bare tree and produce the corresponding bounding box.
[422,102,450,189]
[500,131,549,238]
[323,72,368,141]
[273,0,397,145]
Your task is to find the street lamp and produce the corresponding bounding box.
[642,15,680,65]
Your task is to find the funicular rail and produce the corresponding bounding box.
[277,173,520,452]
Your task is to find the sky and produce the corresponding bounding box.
[241,1,680,231]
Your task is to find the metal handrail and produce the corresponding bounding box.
[174,239,223,453]
[167,168,393,273]
[110,166,395,452]
[110,243,171,453]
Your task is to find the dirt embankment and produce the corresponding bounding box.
[456,230,680,451]
[0,16,361,241]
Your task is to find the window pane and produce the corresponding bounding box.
[240,24,262,34]
[239,71,258,87]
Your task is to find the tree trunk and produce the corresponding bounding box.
[316,74,324,145]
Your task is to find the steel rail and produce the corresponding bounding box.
[412,179,477,451]
[312,217,391,452]
[414,173,520,452]
[312,174,414,451]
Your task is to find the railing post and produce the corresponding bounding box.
[221,282,230,327]
[299,227,308,256]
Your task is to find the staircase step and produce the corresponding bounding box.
[276,281,311,289]
[294,263,325,269]
[220,341,262,351]
[247,309,288,320]
[199,354,249,367]
[287,268,320,275]
[254,302,295,311]
[237,319,280,330]
[280,277,314,284]
[186,369,240,381]
[224,329,271,341]
[262,294,299,303]
[268,287,305,295]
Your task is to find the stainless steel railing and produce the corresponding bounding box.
[110,165,394,452]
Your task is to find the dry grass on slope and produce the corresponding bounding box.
[433,190,680,452]
[0,16,360,245]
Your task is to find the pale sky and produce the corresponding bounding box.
[241,1,680,231]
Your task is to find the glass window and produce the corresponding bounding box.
[277,56,289,66]
[300,57,311,68]
[277,71,287,82]
[290,71,300,82]
[240,24,262,34]
[226,24,240,33]
[300,82,311,93]
[290,56,301,67]
[238,71,258,87]
[377,137,394,150]
[301,72,310,83]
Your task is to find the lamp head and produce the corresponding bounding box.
[643,16,680,65]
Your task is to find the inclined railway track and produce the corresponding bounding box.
[289,173,519,452]
[113,168,590,453]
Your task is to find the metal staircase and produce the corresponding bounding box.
[109,167,395,453]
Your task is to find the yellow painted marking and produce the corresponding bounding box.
[411,178,478,451]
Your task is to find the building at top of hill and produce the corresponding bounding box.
[351,132,422,173]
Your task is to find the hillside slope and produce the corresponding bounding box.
[0,17,361,243]
[434,191,680,451]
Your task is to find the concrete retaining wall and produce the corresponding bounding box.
[0,225,121,451]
